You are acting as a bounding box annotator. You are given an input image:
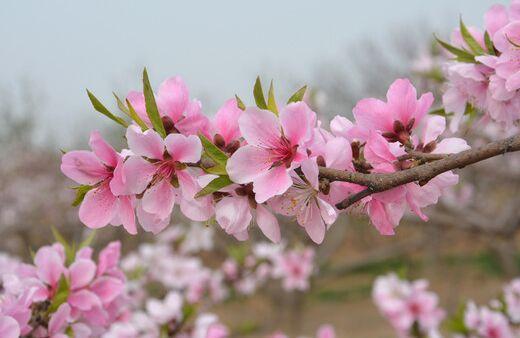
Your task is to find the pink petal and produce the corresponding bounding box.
[89,276,124,305]
[386,78,418,125]
[226,145,272,184]
[34,246,65,286]
[125,125,164,160]
[122,156,157,194]
[325,137,352,170]
[316,324,336,338]
[69,259,96,290]
[48,303,70,335]
[353,97,392,132]
[434,138,470,154]
[367,200,395,235]
[215,196,252,235]
[253,166,292,203]
[89,131,119,168]
[126,91,150,125]
[238,107,281,147]
[117,196,137,235]
[68,289,101,311]
[256,204,281,243]
[485,4,508,37]
[97,241,121,276]
[421,115,446,145]
[142,179,176,220]
[61,151,110,185]
[297,200,326,244]
[0,316,20,338]
[79,184,118,229]
[164,134,202,163]
[330,115,354,139]
[109,158,131,196]
[180,195,214,222]
[175,100,212,137]
[318,198,337,227]
[415,92,434,127]
[214,98,242,144]
[301,158,319,190]
[280,102,313,145]
[136,202,171,234]
[156,76,189,122]
[364,131,397,166]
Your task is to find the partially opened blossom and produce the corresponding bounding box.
[126,76,211,137]
[123,125,203,233]
[227,102,315,203]
[212,98,243,150]
[61,131,136,233]
[353,78,434,143]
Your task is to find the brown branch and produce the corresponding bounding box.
[396,151,447,162]
[318,134,520,209]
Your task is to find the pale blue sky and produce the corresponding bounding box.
[0,0,506,144]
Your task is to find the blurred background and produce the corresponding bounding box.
[1,0,519,337]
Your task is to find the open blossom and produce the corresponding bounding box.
[226,102,315,203]
[0,241,126,337]
[122,125,204,233]
[271,158,338,244]
[61,131,136,233]
[272,247,314,291]
[373,273,445,338]
[464,302,515,338]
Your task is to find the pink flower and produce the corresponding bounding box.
[215,192,281,243]
[464,303,514,338]
[146,291,183,325]
[316,324,336,338]
[126,76,211,137]
[353,78,434,139]
[212,98,243,147]
[122,125,203,233]
[271,158,337,244]
[61,131,136,234]
[226,102,315,203]
[272,248,314,291]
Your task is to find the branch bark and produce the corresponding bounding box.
[318,134,520,209]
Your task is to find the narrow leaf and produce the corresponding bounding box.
[484,31,496,55]
[142,68,166,137]
[434,35,476,63]
[235,94,246,110]
[195,175,233,198]
[199,134,229,167]
[113,92,130,114]
[79,230,96,249]
[126,99,149,131]
[287,85,307,104]
[48,276,70,313]
[87,90,128,127]
[72,185,94,207]
[459,18,484,55]
[51,226,75,264]
[253,76,268,109]
[267,80,279,115]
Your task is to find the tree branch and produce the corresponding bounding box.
[318,134,520,209]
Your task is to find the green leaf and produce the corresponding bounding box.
[199,134,229,167]
[287,85,307,104]
[253,76,268,109]
[201,159,228,175]
[87,90,128,127]
[72,185,94,207]
[50,226,75,265]
[267,80,279,115]
[235,94,246,110]
[429,108,453,117]
[195,175,233,198]
[126,99,149,131]
[48,276,70,313]
[79,230,96,249]
[484,31,496,55]
[434,35,476,63]
[460,18,485,55]
[444,304,470,334]
[113,92,130,114]
[142,68,167,138]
